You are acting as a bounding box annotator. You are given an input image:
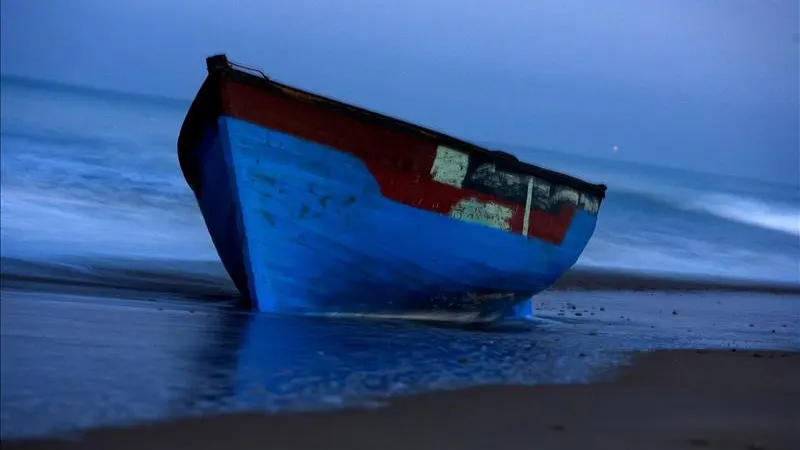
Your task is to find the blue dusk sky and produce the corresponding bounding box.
[2,0,798,183]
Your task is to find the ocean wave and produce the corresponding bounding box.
[577,232,800,285]
[0,188,217,262]
[685,193,800,237]
[607,182,800,237]
[0,256,239,303]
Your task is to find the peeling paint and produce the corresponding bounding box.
[550,187,581,206]
[471,163,526,196]
[579,194,600,214]
[430,145,469,187]
[449,198,513,231]
[530,176,552,197]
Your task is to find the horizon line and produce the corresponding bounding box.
[2,71,797,189]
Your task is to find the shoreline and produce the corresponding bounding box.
[552,267,800,294]
[2,257,799,301]
[6,349,799,450]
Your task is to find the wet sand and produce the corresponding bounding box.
[7,349,799,450]
[2,258,798,447]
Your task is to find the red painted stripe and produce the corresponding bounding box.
[220,80,573,244]
[367,162,527,231]
[530,205,575,245]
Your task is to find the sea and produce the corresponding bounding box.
[2,75,798,284]
[1,74,799,440]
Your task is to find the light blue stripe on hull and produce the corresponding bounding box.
[197,116,598,322]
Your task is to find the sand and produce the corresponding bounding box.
[552,267,800,294]
[6,349,799,450]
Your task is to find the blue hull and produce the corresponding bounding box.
[193,116,598,322]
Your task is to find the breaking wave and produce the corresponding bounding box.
[687,193,800,237]
[601,173,800,238]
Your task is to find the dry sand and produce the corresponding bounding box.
[6,349,799,450]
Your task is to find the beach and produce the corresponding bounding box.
[6,348,799,450]
[2,271,799,449]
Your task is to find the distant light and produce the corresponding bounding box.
[612,145,619,153]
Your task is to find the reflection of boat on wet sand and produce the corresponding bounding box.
[177,54,607,323]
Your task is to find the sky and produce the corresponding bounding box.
[1,0,798,183]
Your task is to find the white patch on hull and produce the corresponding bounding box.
[522,176,534,236]
[579,194,600,214]
[430,145,469,187]
[449,198,513,231]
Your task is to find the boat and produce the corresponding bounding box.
[177,54,607,323]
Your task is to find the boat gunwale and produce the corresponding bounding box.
[194,54,607,199]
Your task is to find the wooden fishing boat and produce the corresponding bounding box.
[177,54,607,322]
